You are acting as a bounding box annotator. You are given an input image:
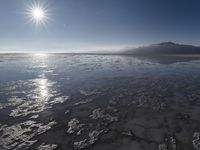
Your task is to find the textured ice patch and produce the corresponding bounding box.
[193,132,200,150]
[74,98,92,106]
[67,118,84,135]
[7,79,69,117]
[0,120,56,150]
[90,108,118,122]
[74,130,103,150]
[80,90,100,96]
[37,143,57,150]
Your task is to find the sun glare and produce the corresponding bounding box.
[32,8,44,21]
[26,1,50,27]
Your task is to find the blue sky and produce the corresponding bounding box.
[0,0,200,52]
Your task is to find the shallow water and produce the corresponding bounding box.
[1,54,200,150]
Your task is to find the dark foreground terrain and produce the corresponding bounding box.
[1,54,200,150]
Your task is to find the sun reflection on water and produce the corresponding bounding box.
[34,53,47,57]
[32,53,50,101]
[38,78,49,99]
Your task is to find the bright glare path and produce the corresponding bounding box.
[34,53,47,57]
[33,54,49,59]
[38,78,49,99]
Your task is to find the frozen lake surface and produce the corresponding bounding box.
[1,54,200,150]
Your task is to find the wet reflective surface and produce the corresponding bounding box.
[1,54,200,150]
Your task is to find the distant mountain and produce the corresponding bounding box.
[124,42,200,55]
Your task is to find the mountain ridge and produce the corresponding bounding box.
[124,42,200,55]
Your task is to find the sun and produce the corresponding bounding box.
[32,7,45,21]
[26,1,50,27]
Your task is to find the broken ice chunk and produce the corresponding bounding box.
[80,90,100,96]
[37,143,57,150]
[29,115,39,119]
[158,143,168,150]
[170,136,176,150]
[74,98,92,106]
[65,110,70,114]
[67,118,84,134]
[50,96,70,105]
[90,108,118,122]
[88,130,103,145]
[0,120,56,150]
[193,132,200,150]
[74,139,88,150]
[73,130,103,149]
[122,130,134,137]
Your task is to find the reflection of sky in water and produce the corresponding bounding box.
[1,54,200,149]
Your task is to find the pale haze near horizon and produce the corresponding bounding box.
[0,0,200,53]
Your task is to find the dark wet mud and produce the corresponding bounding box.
[1,54,200,150]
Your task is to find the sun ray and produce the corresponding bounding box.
[25,1,50,28]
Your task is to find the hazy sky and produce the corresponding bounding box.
[0,0,200,52]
